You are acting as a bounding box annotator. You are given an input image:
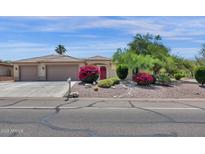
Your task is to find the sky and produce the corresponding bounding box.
[0,16,205,61]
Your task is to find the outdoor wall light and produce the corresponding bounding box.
[15,67,18,70]
[42,67,45,70]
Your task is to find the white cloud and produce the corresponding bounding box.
[69,41,127,51]
[165,37,193,41]
[0,41,48,48]
[171,47,200,59]
[2,17,205,60]
[0,40,126,60]
[1,16,205,40]
[192,39,205,44]
[0,41,54,60]
[60,34,98,39]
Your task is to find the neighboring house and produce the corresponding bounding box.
[0,63,13,76]
[13,54,116,81]
[0,62,13,81]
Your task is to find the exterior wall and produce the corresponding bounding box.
[38,63,46,81]
[13,64,20,81]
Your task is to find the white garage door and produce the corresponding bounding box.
[20,65,38,81]
[46,65,79,81]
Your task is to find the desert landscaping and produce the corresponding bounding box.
[72,79,205,98]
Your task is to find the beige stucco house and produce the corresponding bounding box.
[13,54,116,81]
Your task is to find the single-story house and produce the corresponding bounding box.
[13,54,117,81]
[0,62,13,76]
[0,62,13,81]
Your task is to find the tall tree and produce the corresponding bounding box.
[196,44,205,66]
[128,33,169,57]
[199,44,205,58]
[55,45,67,55]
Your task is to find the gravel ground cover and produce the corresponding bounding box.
[72,80,205,98]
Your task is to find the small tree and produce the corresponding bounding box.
[113,49,163,73]
[55,45,67,55]
[164,56,177,77]
[116,64,128,80]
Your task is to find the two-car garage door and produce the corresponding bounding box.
[20,65,79,81]
[20,65,38,81]
[46,65,78,81]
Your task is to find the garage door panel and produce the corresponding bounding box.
[47,65,78,81]
[20,66,38,81]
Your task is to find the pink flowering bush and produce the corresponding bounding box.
[79,65,99,83]
[133,72,154,85]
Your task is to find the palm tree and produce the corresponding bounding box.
[55,45,67,55]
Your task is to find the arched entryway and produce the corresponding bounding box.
[100,66,107,80]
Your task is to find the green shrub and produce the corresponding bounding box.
[110,77,120,84]
[116,64,128,80]
[83,74,99,83]
[195,66,205,86]
[174,72,185,80]
[157,74,171,86]
[98,79,114,88]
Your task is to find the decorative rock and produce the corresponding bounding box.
[111,86,116,89]
[93,81,97,85]
[94,86,99,91]
[122,85,128,89]
[85,84,92,88]
[193,92,200,95]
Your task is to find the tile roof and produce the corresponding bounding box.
[86,55,111,61]
[14,54,84,63]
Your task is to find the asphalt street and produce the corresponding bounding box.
[0,98,205,137]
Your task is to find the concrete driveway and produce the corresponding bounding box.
[0,81,76,97]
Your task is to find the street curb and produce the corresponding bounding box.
[76,97,205,101]
[0,106,200,110]
[1,97,205,101]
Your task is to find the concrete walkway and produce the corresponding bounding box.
[0,81,76,97]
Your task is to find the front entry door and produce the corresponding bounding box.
[100,66,107,80]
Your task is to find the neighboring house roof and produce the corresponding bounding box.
[0,62,13,67]
[14,54,85,63]
[85,55,111,61]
